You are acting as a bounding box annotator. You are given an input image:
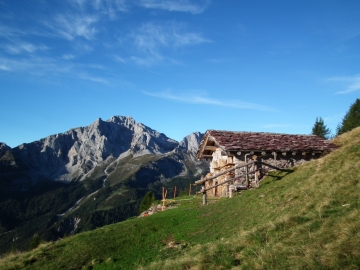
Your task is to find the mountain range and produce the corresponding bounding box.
[0,116,208,254]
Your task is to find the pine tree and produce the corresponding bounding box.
[337,98,360,135]
[139,191,155,213]
[29,234,40,250]
[312,117,331,139]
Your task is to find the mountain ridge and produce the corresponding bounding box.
[1,115,202,186]
[0,115,208,254]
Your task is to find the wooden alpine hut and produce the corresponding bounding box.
[195,130,337,202]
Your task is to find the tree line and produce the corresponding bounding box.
[312,98,360,139]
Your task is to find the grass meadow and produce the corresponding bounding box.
[1,127,360,269]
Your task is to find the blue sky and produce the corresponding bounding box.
[1,0,360,148]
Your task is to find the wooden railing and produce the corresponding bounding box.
[195,160,255,185]
[196,160,285,205]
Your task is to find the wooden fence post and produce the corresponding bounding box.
[245,163,249,188]
[201,184,207,205]
[254,171,259,188]
[162,187,167,211]
[227,181,232,198]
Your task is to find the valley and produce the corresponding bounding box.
[0,116,208,254]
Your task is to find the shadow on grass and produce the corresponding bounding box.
[267,169,295,181]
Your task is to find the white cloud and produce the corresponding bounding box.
[78,73,110,85]
[128,22,209,65]
[4,42,47,54]
[172,30,209,46]
[69,0,128,19]
[46,14,98,40]
[0,64,11,71]
[0,56,110,85]
[138,0,208,14]
[0,56,62,75]
[130,54,163,66]
[327,75,360,94]
[62,54,75,60]
[131,23,167,51]
[113,55,126,63]
[142,90,276,111]
[0,25,27,39]
[94,0,128,18]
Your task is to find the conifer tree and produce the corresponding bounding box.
[139,191,155,213]
[337,98,360,135]
[29,234,40,250]
[312,117,331,139]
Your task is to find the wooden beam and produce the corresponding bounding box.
[196,168,262,194]
[197,177,234,194]
[204,146,217,151]
[196,172,254,194]
[201,155,213,158]
[197,134,209,160]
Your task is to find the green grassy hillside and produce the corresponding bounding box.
[1,127,360,269]
[0,150,206,255]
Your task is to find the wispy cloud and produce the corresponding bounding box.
[69,0,128,20]
[0,56,109,85]
[94,0,128,18]
[0,56,65,76]
[45,14,98,40]
[78,73,110,85]
[113,55,127,63]
[172,30,209,46]
[130,54,163,66]
[126,22,209,65]
[0,64,11,71]
[0,24,27,39]
[4,42,47,54]
[62,54,75,60]
[327,75,360,94]
[142,90,276,111]
[137,0,208,14]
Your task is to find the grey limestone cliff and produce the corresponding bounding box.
[1,116,204,188]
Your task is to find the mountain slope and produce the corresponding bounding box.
[0,116,208,254]
[1,127,359,269]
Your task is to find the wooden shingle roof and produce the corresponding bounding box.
[197,130,338,159]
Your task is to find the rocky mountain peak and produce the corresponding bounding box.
[0,143,11,157]
[107,115,136,126]
[5,116,182,182]
[178,132,203,154]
